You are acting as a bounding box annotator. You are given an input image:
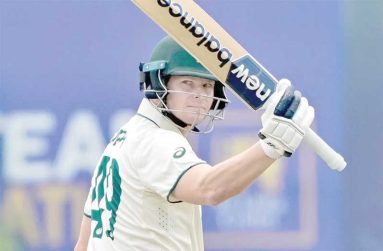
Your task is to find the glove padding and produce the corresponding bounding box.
[259,79,315,159]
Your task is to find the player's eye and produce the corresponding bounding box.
[203,83,214,89]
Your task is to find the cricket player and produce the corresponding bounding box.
[75,36,314,251]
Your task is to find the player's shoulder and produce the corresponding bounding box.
[145,129,187,153]
[131,113,186,142]
[108,113,188,152]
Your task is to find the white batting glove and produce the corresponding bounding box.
[259,79,315,159]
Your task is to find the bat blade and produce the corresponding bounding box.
[132,0,346,171]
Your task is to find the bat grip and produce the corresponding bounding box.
[303,128,346,171]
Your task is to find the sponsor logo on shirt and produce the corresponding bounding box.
[173,147,186,158]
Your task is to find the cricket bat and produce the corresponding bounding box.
[132,0,346,171]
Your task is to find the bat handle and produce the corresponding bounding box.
[303,128,346,171]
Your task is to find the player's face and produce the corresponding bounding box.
[166,75,215,125]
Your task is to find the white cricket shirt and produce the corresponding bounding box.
[84,98,206,251]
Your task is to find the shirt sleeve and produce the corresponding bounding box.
[83,155,105,217]
[135,130,206,202]
[83,189,92,218]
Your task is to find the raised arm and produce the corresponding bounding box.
[173,80,314,205]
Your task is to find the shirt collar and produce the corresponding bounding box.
[136,98,184,135]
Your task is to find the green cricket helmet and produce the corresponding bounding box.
[139,36,228,110]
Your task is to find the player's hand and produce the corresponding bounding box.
[259,79,315,159]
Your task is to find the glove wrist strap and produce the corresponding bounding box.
[259,140,283,160]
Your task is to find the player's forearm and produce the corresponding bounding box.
[201,141,275,205]
[74,215,91,251]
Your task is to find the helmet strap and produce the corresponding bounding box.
[162,111,199,132]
